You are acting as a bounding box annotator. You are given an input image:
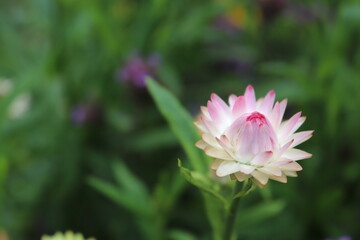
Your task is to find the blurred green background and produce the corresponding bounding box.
[1,0,360,239]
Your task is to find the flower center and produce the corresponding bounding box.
[246,112,266,126]
[225,111,278,159]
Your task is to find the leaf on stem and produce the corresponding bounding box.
[146,78,210,173]
[178,159,228,207]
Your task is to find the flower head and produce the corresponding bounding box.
[41,231,95,240]
[195,85,313,187]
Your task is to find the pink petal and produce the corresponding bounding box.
[252,151,273,165]
[228,94,238,108]
[232,96,246,117]
[278,112,302,140]
[290,130,314,147]
[244,85,256,111]
[207,101,221,124]
[211,93,230,116]
[268,159,293,167]
[259,90,275,115]
[278,139,294,157]
[283,148,312,161]
[269,101,280,129]
[200,106,210,119]
[200,116,219,136]
[279,99,287,122]
[216,136,238,160]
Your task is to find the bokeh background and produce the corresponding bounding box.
[1,0,360,239]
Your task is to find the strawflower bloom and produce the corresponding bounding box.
[195,85,313,187]
[41,231,95,240]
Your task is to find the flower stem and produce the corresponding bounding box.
[223,180,252,240]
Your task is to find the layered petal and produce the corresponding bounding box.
[195,85,313,187]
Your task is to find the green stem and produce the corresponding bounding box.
[223,180,252,240]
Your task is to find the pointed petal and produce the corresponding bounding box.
[204,147,233,160]
[259,90,275,114]
[251,170,269,185]
[269,101,280,129]
[258,167,282,177]
[244,85,256,111]
[228,94,237,108]
[194,120,207,132]
[234,172,251,181]
[211,159,222,170]
[201,116,219,136]
[216,136,237,160]
[238,164,256,174]
[216,161,242,177]
[280,161,303,171]
[279,99,287,122]
[200,106,210,119]
[211,93,229,111]
[252,151,273,165]
[251,178,266,188]
[195,140,207,149]
[232,96,246,116]
[202,133,220,148]
[207,101,221,124]
[269,174,287,183]
[278,139,294,157]
[279,112,302,140]
[268,159,293,167]
[283,171,298,177]
[290,130,314,147]
[283,149,312,161]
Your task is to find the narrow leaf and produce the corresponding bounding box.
[146,78,209,173]
[88,177,152,217]
[112,161,150,200]
[178,160,228,207]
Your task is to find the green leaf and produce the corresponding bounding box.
[146,78,209,173]
[178,159,228,207]
[112,161,150,200]
[88,177,152,217]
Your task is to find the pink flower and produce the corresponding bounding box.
[195,85,313,187]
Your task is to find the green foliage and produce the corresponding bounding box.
[146,78,210,174]
[0,0,360,239]
[178,159,228,207]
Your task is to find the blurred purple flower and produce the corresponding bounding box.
[117,53,161,88]
[71,104,101,125]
